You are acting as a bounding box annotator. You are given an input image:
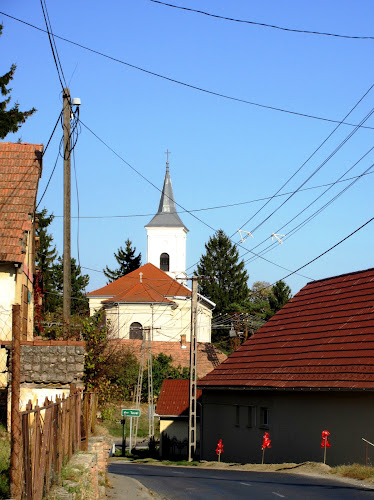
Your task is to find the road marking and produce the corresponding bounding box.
[240,482,252,486]
[272,493,285,498]
[172,471,184,474]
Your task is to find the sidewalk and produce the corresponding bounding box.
[106,470,158,500]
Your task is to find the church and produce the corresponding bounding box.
[87,159,226,377]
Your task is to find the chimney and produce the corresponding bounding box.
[180,334,187,349]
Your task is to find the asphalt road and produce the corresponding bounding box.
[108,462,374,500]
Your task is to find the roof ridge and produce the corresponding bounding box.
[307,267,374,285]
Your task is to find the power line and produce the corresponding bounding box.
[241,147,374,263]
[2,10,374,130]
[234,83,374,238]
[36,150,60,209]
[39,0,66,89]
[49,171,374,220]
[279,215,374,282]
[150,0,374,40]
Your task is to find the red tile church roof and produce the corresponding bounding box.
[156,379,202,417]
[0,143,42,263]
[87,263,191,303]
[199,268,374,391]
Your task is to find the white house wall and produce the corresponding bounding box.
[0,264,16,340]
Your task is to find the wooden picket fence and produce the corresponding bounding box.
[20,386,97,500]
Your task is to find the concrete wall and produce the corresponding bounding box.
[91,299,212,343]
[201,389,374,466]
[159,418,200,458]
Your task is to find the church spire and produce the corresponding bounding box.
[146,155,187,229]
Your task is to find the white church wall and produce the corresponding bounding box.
[103,298,212,343]
[146,227,187,279]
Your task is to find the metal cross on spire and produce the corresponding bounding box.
[165,149,171,169]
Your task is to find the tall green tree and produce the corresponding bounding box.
[53,256,90,314]
[196,229,249,315]
[0,24,36,139]
[268,280,292,317]
[35,209,59,313]
[104,238,141,283]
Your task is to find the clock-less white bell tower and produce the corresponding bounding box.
[145,153,188,280]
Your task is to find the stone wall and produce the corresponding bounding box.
[21,344,85,384]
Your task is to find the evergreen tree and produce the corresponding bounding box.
[35,209,59,314]
[52,257,90,314]
[0,25,36,139]
[268,280,292,316]
[196,229,249,315]
[104,238,141,283]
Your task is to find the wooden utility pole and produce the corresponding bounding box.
[10,304,21,499]
[188,277,198,461]
[63,88,71,335]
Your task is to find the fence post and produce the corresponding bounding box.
[10,303,22,499]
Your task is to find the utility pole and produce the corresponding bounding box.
[63,88,71,335]
[188,276,198,461]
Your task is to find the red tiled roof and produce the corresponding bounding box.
[87,263,191,302]
[0,142,42,263]
[199,268,374,391]
[119,340,227,379]
[156,379,202,416]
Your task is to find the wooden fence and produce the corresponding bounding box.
[19,386,97,500]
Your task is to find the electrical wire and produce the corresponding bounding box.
[36,150,60,209]
[2,10,374,130]
[278,215,374,282]
[72,148,81,269]
[42,110,62,157]
[233,82,374,238]
[50,170,374,220]
[241,144,374,262]
[150,0,374,40]
[39,0,66,90]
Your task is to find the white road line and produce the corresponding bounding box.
[240,482,252,486]
[272,493,285,498]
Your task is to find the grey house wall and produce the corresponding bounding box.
[201,389,374,466]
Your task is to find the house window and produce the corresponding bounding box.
[160,253,169,272]
[129,322,143,340]
[260,407,270,429]
[235,405,240,427]
[247,406,255,428]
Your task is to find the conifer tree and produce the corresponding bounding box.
[0,24,36,139]
[268,280,292,316]
[104,239,142,283]
[196,229,249,315]
[52,257,90,314]
[35,209,59,313]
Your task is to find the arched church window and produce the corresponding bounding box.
[129,322,143,340]
[160,253,170,272]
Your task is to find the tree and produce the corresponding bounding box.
[104,238,141,283]
[0,24,36,139]
[142,353,189,399]
[52,256,90,314]
[268,280,292,317]
[35,209,59,314]
[196,229,249,315]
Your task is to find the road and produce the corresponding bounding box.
[108,461,374,499]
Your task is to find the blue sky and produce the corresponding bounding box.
[1,0,373,295]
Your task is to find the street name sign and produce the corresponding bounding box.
[121,409,141,417]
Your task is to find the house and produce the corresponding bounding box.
[156,379,202,459]
[87,161,226,376]
[198,268,374,466]
[0,142,43,341]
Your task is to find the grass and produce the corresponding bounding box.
[330,464,374,481]
[0,424,10,499]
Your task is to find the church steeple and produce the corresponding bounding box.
[145,154,188,279]
[146,156,187,230]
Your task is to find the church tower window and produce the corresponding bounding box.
[160,253,170,272]
[129,322,143,340]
